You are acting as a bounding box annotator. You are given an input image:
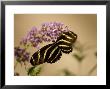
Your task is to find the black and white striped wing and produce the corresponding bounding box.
[45,44,62,63]
[30,44,52,66]
[30,43,62,66]
[56,31,77,54]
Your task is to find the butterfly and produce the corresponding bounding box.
[30,31,77,66]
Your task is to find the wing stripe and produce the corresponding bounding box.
[48,46,58,59]
[58,44,70,47]
[57,39,71,44]
[45,43,59,62]
[43,44,53,62]
[37,50,40,64]
[62,33,73,40]
[50,49,62,63]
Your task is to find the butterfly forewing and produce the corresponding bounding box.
[30,43,62,66]
[30,44,52,66]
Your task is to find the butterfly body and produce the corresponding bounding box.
[30,31,77,66]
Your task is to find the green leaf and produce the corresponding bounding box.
[27,66,42,76]
[27,66,36,76]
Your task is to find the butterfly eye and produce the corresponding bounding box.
[30,58,35,66]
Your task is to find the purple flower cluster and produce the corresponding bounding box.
[40,22,69,42]
[14,46,30,63]
[20,22,70,49]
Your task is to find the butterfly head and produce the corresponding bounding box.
[30,57,36,66]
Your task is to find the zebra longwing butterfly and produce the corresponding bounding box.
[30,31,77,66]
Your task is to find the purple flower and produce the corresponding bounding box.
[20,22,70,49]
[29,37,42,47]
[63,26,69,32]
[42,22,49,27]
[14,46,30,63]
[42,36,51,42]
[22,52,30,62]
[20,37,28,46]
[14,47,25,58]
[27,26,38,40]
[34,37,42,43]
[40,22,70,43]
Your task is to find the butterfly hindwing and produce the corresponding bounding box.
[59,45,73,54]
[46,45,62,63]
[55,31,77,54]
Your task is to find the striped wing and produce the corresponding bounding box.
[30,43,62,66]
[45,43,62,63]
[30,44,52,66]
[55,31,77,54]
